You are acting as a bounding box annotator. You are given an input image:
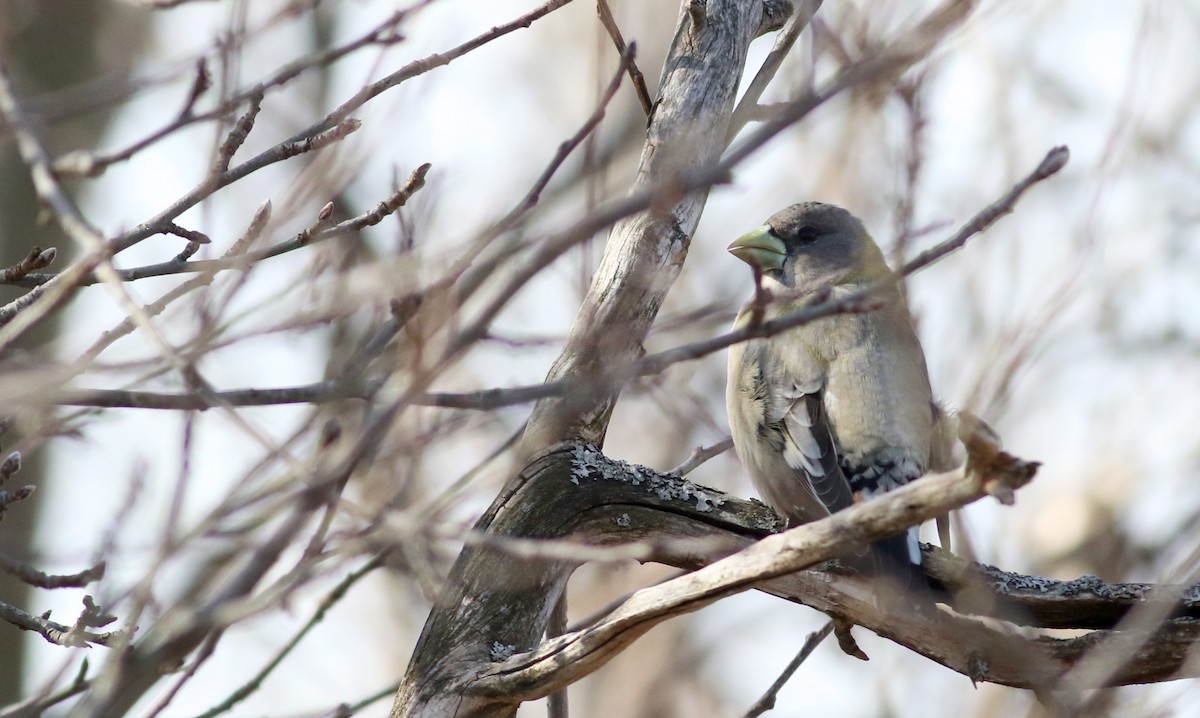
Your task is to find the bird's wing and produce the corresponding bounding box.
[776,378,855,514]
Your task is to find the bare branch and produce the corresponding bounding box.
[53,8,413,178]
[741,621,832,718]
[0,246,57,284]
[56,145,1066,416]
[194,557,386,718]
[0,554,105,590]
[212,91,263,175]
[106,0,578,256]
[595,0,653,116]
[668,436,734,476]
[78,200,272,363]
[9,164,429,290]
[468,448,1036,701]
[500,44,634,230]
[0,658,91,717]
[727,0,824,140]
[521,0,782,449]
[0,596,122,648]
[395,441,1200,716]
[900,146,1071,276]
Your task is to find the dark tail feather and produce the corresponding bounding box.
[869,527,947,615]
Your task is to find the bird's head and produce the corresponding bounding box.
[727,202,890,291]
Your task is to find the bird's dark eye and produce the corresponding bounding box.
[792,226,819,245]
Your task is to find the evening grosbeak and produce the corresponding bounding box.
[725,202,955,597]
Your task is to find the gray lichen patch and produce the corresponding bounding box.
[569,444,726,512]
[980,566,1200,605]
[983,566,1063,595]
[489,641,517,661]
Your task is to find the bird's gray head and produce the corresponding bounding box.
[727,202,888,290]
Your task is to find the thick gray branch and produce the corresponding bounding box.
[523,0,780,448]
[392,445,1197,717]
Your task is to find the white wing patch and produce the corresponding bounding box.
[780,380,827,478]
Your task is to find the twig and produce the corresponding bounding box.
[7,164,429,289]
[727,0,823,140]
[438,39,643,319]
[106,0,578,256]
[635,145,1072,374]
[212,91,262,175]
[0,67,301,468]
[56,381,378,410]
[0,61,117,346]
[0,246,57,283]
[57,137,1063,414]
[669,436,734,476]
[547,593,570,718]
[320,680,403,718]
[0,596,121,648]
[0,554,105,589]
[77,200,272,363]
[144,631,224,718]
[503,46,633,231]
[900,146,1070,276]
[0,451,33,523]
[447,4,974,362]
[0,658,91,718]
[742,621,833,718]
[54,8,414,178]
[596,0,653,116]
[193,556,385,718]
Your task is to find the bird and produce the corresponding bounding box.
[725,201,954,602]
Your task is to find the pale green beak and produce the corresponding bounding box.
[727,226,787,271]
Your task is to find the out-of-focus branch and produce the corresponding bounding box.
[0,658,91,718]
[741,621,832,718]
[105,0,577,256]
[506,44,635,232]
[727,0,823,140]
[76,200,272,363]
[900,145,1070,276]
[595,0,653,116]
[0,554,105,590]
[53,6,412,178]
[0,60,117,348]
[56,146,1066,415]
[0,451,31,523]
[194,556,386,718]
[5,164,428,290]
[436,1,977,388]
[632,145,1071,374]
[0,596,120,648]
[668,436,733,476]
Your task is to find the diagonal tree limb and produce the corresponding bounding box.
[741,621,833,718]
[727,0,823,141]
[467,443,1037,700]
[595,0,654,116]
[393,442,1199,718]
[520,0,790,451]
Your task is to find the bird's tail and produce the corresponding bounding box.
[868,527,946,615]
